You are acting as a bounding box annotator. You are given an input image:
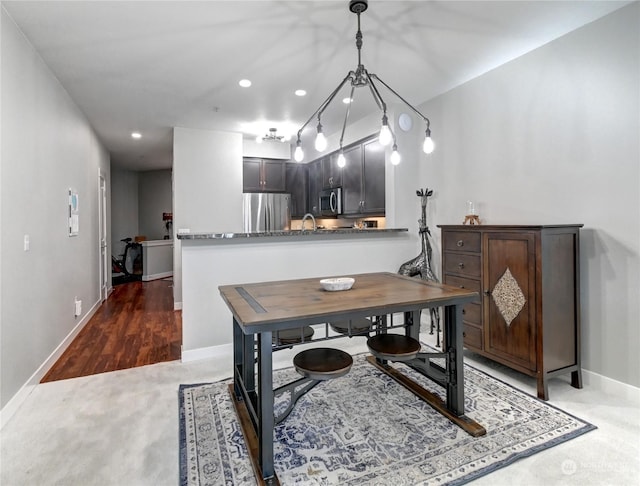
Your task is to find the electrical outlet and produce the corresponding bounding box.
[74,298,82,317]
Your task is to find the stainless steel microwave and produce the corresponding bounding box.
[319,187,342,216]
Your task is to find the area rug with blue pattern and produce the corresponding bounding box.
[179,353,595,485]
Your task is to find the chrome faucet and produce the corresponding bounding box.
[301,213,317,231]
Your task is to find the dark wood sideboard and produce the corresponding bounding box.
[438,224,583,400]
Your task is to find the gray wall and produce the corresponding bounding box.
[1,9,111,410]
[138,169,172,240]
[420,4,640,387]
[110,166,138,253]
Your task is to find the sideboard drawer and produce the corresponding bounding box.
[462,302,481,326]
[444,275,481,295]
[463,324,483,349]
[443,231,481,253]
[443,253,481,277]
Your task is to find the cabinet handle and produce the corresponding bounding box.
[458,262,465,269]
[459,285,465,289]
[457,240,464,247]
[483,290,491,296]
[462,309,466,315]
[463,331,467,338]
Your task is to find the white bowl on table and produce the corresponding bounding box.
[320,277,355,292]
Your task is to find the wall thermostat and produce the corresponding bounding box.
[398,113,413,132]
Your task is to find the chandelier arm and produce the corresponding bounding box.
[296,72,355,139]
[339,85,357,148]
[370,73,431,128]
[364,71,387,113]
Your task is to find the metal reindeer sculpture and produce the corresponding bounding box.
[398,188,442,345]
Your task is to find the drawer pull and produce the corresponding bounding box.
[457,240,464,247]
[459,285,465,289]
[483,289,491,296]
[462,309,466,315]
[463,331,466,338]
[458,262,465,269]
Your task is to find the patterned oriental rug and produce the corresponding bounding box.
[179,353,595,485]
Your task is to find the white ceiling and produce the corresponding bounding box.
[3,0,629,171]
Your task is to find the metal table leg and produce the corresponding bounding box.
[257,331,275,482]
[444,304,465,415]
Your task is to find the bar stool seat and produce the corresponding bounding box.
[273,326,314,345]
[293,348,353,381]
[329,317,372,336]
[367,334,421,361]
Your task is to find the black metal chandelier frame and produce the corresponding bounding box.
[294,0,434,165]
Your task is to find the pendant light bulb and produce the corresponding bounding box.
[379,115,392,146]
[314,122,327,152]
[337,150,346,168]
[255,135,263,144]
[390,144,401,165]
[294,139,304,162]
[423,128,435,154]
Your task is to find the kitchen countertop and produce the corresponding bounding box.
[177,228,408,239]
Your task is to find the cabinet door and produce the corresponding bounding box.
[483,232,537,370]
[262,160,286,192]
[307,160,322,216]
[285,163,308,218]
[341,145,364,215]
[322,156,343,189]
[243,158,263,192]
[362,139,385,214]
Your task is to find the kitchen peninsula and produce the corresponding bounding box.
[178,227,416,361]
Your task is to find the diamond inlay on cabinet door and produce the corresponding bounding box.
[491,267,526,326]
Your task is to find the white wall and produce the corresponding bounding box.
[420,4,640,387]
[172,127,244,307]
[1,8,111,411]
[138,169,172,240]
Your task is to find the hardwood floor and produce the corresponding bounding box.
[41,279,181,383]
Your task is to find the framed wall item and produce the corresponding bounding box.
[69,188,79,236]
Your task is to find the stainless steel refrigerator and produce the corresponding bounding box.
[243,193,291,232]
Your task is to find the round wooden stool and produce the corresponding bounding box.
[293,348,353,381]
[273,326,314,345]
[367,334,421,361]
[329,317,372,336]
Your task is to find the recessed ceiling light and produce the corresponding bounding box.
[239,79,252,88]
[131,132,142,139]
[295,89,307,97]
[342,97,352,104]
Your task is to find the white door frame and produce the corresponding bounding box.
[98,169,109,302]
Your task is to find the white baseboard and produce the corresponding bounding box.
[583,369,640,406]
[174,301,183,311]
[181,343,233,362]
[0,298,101,430]
[142,271,173,282]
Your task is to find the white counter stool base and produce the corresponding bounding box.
[367,334,421,361]
[274,348,353,424]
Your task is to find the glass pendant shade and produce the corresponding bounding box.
[315,132,327,151]
[423,135,435,154]
[337,151,346,168]
[379,123,392,146]
[390,146,401,165]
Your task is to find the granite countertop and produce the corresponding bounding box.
[177,228,408,240]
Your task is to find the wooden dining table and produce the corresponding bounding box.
[219,271,482,485]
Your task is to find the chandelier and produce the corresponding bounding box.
[294,0,434,167]
[256,127,288,143]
